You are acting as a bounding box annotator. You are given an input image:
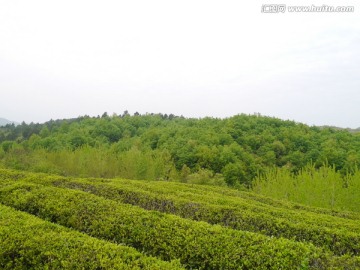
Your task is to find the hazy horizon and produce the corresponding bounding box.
[1,1,359,128]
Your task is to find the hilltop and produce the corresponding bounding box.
[0,117,18,127]
[1,112,360,185]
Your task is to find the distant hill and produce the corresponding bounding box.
[0,118,19,126]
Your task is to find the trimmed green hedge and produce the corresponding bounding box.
[0,181,328,270]
[2,168,359,220]
[60,180,360,255]
[0,204,183,270]
[1,169,360,256]
[20,173,360,256]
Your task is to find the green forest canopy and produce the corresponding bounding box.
[1,112,359,188]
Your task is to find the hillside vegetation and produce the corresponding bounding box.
[1,113,360,182]
[1,169,360,269]
[0,203,182,269]
[1,113,360,211]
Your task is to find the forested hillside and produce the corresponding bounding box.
[1,113,360,188]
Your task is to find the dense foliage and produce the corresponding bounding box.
[1,169,360,269]
[3,169,359,255]
[1,113,360,188]
[252,164,360,212]
[0,181,325,269]
[0,204,182,269]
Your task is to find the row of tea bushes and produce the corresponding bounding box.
[0,204,183,269]
[0,181,327,270]
[29,175,360,256]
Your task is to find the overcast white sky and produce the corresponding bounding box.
[1,0,359,127]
